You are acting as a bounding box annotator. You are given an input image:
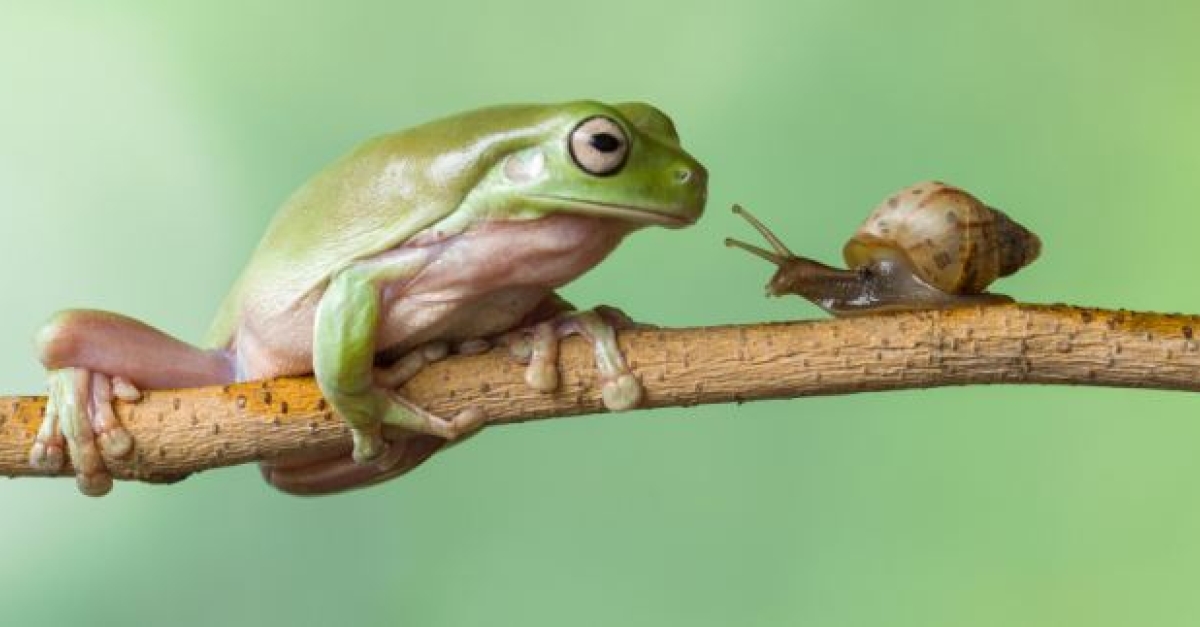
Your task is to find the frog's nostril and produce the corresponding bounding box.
[674,168,693,184]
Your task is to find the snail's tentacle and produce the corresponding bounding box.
[731,204,795,257]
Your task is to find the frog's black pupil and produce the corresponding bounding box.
[590,132,622,153]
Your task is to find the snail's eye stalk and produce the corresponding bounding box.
[725,237,787,265]
[731,204,794,257]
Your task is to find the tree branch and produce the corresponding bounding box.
[3,303,1199,484]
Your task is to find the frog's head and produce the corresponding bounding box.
[474,101,707,229]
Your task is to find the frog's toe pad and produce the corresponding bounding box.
[351,432,389,465]
[448,407,487,439]
[29,439,65,472]
[97,429,133,458]
[524,362,559,392]
[503,335,534,364]
[454,338,491,356]
[76,471,113,497]
[602,373,643,411]
[111,376,142,402]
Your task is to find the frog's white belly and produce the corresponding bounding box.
[376,215,629,351]
[376,285,549,352]
[232,215,630,380]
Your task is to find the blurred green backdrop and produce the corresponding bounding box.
[2,1,1200,626]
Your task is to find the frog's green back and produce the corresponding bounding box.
[204,103,568,348]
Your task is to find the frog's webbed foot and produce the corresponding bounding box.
[272,341,488,493]
[348,395,486,465]
[29,368,138,496]
[502,305,645,411]
[349,342,487,464]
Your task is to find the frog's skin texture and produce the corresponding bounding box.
[29,101,707,496]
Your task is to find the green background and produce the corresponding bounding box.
[2,1,1199,625]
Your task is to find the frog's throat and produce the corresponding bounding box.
[530,195,695,228]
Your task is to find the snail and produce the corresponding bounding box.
[725,181,1041,316]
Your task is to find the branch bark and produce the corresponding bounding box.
[2,303,1199,484]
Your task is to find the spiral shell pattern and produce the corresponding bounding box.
[842,181,1040,294]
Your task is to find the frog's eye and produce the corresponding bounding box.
[569,116,629,177]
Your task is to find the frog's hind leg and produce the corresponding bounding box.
[32,309,236,495]
[37,309,236,388]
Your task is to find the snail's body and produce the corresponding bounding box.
[727,181,1040,317]
[767,253,1012,317]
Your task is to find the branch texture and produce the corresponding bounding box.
[3,303,1199,483]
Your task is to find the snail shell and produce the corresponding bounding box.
[842,181,1041,294]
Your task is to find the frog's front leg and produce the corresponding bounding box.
[314,261,486,464]
[504,296,646,411]
[262,340,479,495]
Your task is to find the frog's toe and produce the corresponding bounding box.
[455,338,491,356]
[504,334,534,363]
[75,464,114,497]
[96,428,133,459]
[601,372,644,411]
[89,373,133,458]
[379,394,488,442]
[342,403,483,474]
[417,407,487,441]
[111,376,142,401]
[564,308,645,410]
[63,430,107,494]
[525,362,559,392]
[449,407,487,439]
[375,341,450,389]
[505,321,560,392]
[55,370,116,496]
[350,425,389,464]
[28,439,65,472]
[29,403,65,472]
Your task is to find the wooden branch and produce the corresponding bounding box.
[3,303,1200,484]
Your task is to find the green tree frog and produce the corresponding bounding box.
[29,101,707,496]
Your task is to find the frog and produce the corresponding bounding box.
[28,100,708,496]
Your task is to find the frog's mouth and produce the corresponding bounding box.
[534,196,696,228]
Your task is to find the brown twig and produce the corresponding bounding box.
[2,303,1199,484]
